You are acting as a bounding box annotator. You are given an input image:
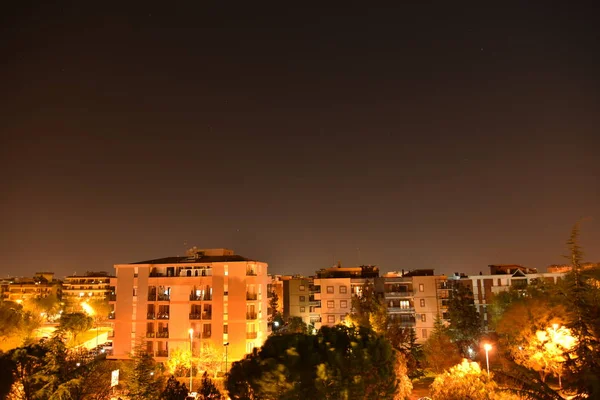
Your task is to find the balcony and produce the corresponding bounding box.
[156,331,169,339]
[384,291,413,298]
[157,294,170,301]
[246,269,257,276]
[189,293,212,301]
[246,312,257,320]
[156,313,170,320]
[189,313,201,320]
[387,307,415,313]
[147,313,156,320]
[148,293,157,301]
[146,332,155,338]
[156,350,168,357]
[203,312,212,320]
[246,332,258,339]
[246,293,258,301]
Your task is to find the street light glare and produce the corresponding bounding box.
[484,343,492,351]
[188,328,194,335]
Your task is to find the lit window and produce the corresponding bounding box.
[419,284,424,292]
[299,285,305,291]
[300,306,305,313]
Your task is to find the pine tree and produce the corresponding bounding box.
[125,345,164,400]
[560,223,600,398]
[160,375,188,400]
[447,281,482,356]
[198,371,222,399]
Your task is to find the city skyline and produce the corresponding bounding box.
[2,4,598,278]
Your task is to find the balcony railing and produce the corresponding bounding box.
[246,269,257,276]
[147,312,156,319]
[189,293,213,301]
[189,313,201,320]
[146,332,155,338]
[148,293,157,301]
[157,294,170,301]
[246,332,258,339]
[156,350,168,357]
[156,331,169,338]
[203,312,212,320]
[387,307,415,313]
[156,313,170,320]
[246,312,257,320]
[246,293,258,300]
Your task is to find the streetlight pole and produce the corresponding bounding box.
[224,342,229,373]
[484,343,492,376]
[188,328,194,393]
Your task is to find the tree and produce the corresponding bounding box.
[430,359,519,400]
[57,313,94,345]
[556,223,600,397]
[282,316,309,334]
[510,325,576,385]
[386,320,423,379]
[447,282,482,355]
[226,325,405,400]
[124,345,164,400]
[166,348,193,378]
[198,371,222,400]
[348,281,388,333]
[161,376,188,400]
[422,319,462,373]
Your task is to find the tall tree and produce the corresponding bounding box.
[422,319,462,373]
[558,223,600,398]
[349,281,388,333]
[447,282,482,355]
[124,345,164,400]
[197,371,222,400]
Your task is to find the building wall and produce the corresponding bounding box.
[110,256,268,367]
[314,277,353,326]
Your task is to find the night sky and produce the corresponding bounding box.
[1,3,598,278]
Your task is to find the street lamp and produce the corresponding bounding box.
[484,343,492,376]
[224,342,229,373]
[188,328,194,392]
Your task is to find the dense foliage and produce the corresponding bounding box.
[226,325,405,400]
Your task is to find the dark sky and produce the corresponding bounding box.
[1,3,599,278]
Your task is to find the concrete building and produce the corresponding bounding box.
[448,265,566,330]
[62,271,114,313]
[3,272,61,303]
[109,248,268,367]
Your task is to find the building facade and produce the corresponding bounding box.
[109,248,268,367]
[62,272,114,313]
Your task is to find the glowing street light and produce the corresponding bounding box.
[483,343,492,376]
[188,328,194,392]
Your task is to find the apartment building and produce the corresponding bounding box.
[109,248,268,367]
[449,264,566,330]
[62,272,114,313]
[314,264,379,327]
[2,272,61,303]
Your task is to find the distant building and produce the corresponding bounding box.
[62,271,114,313]
[2,272,62,303]
[109,248,269,368]
[448,265,566,331]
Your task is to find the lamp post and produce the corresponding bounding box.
[484,343,492,376]
[188,328,194,393]
[224,342,229,373]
